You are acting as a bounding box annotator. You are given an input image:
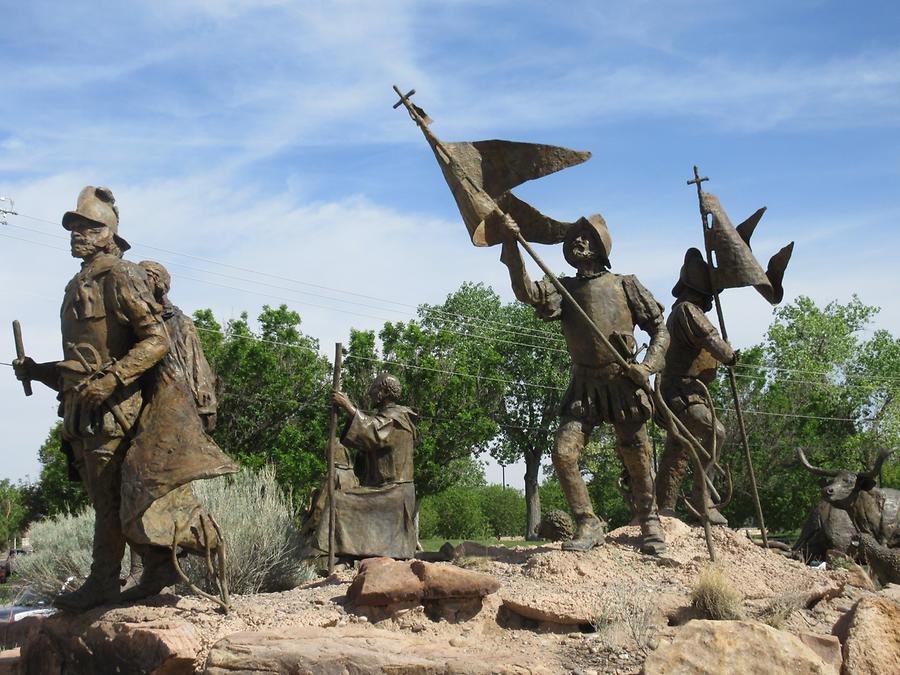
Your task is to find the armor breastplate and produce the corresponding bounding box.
[58,258,143,439]
[560,274,635,367]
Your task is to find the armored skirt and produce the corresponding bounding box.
[562,363,653,426]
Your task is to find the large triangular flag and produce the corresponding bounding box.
[702,192,794,304]
[401,99,590,247]
[436,140,591,246]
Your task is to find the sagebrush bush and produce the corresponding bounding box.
[16,507,122,601]
[185,466,313,594]
[17,466,311,601]
[690,565,743,620]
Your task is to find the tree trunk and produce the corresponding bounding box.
[524,447,542,540]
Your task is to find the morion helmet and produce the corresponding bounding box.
[62,186,130,252]
[672,247,713,297]
[562,214,612,269]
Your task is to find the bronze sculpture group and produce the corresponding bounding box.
[7,87,896,614]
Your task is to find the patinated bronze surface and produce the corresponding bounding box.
[12,187,236,612]
[798,448,899,583]
[655,248,736,525]
[499,215,670,554]
[304,373,418,560]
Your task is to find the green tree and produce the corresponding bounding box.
[195,305,333,498]
[489,299,568,538]
[478,484,526,537]
[34,422,88,519]
[375,284,505,498]
[714,296,900,530]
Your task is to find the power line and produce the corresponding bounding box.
[1,221,569,354]
[733,361,900,383]
[10,212,566,344]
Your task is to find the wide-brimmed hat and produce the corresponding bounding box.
[672,247,713,297]
[62,186,130,252]
[563,214,611,268]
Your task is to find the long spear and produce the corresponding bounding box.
[394,86,723,559]
[687,166,769,548]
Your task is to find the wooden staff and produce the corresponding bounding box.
[12,320,32,396]
[327,342,344,574]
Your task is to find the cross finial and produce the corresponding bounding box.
[392,85,416,109]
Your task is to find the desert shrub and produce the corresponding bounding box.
[432,486,489,539]
[690,565,743,620]
[185,466,313,594]
[478,484,526,537]
[417,497,439,539]
[18,467,311,601]
[15,507,125,601]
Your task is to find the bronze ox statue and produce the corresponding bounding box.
[797,448,899,583]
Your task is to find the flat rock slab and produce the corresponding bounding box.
[347,557,500,607]
[501,593,594,626]
[203,625,550,674]
[642,620,832,675]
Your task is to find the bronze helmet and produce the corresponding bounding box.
[672,247,713,297]
[62,186,130,252]
[563,214,611,269]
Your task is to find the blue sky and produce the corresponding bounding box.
[2,1,899,485]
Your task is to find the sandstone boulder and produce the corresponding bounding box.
[346,557,423,605]
[797,632,842,673]
[642,620,832,674]
[347,558,499,608]
[19,609,201,675]
[838,595,900,675]
[203,625,550,674]
[411,559,500,600]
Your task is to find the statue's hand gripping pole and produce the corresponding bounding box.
[67,341,133,436]
[12,320,33,396]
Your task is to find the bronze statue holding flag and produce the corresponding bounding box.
[392,85,673,554]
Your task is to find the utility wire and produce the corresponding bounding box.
[10,213,565,344]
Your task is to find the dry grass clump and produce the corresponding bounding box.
[593,585,656,655]
[756,594,804,628]
[690,565,743,620]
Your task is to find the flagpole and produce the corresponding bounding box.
[688,166,769,548]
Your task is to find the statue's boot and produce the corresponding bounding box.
[53,573,120,612]
[120,547,180,602]
[562,516,606,551]
[639,515,667,556]
[690,479,728,526]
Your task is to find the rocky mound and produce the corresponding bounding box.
[6,517,898,674]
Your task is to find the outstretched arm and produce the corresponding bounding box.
[498,214,562,319]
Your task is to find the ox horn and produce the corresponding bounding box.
[861,448,897,480]
[796,448,841,477]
